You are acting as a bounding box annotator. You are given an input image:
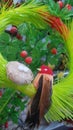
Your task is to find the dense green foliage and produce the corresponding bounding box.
[0,0,73,127]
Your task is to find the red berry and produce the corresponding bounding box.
[20,51,28,58]
[51,48,57,55]
[25,57,32,64]
[65,4,72,10]
[10,26,17,35]
[0,91,2,97]
[5,122,8,128]
[16,33,22,40]
[57,1,64,9]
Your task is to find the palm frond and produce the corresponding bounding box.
[45,21,73,122]
[0,1,48,33]
[39,11,69,40]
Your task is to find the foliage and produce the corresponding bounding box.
[0,88,27,125]
[0,23,67,74]
[64,0,73,5]
[46,0,73,21]
[0,0,73,127]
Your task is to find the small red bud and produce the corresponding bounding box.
[0,91,2,97]
[5,122,8,128]
[51,48,57,55]
[16,33,22,40]
[20,51,28,58]
[10,26,17,35]
[25,57,32,64]
[57,1,64,9]
[65,4,72,10]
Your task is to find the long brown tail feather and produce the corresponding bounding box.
[24,75,43,129]
[24,75,52,130]
[39,76,52,120]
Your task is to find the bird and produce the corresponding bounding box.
[23,65,53,130]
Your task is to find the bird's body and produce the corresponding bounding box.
[23,65,53,130]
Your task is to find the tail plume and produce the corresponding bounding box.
[24,75,52,129]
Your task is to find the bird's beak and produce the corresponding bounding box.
[37,68,41,71]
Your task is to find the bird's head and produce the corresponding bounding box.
[37,65,53,75]
[33,65,53,89]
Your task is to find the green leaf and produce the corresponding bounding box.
[64,0,73,6]
[0,88,15,114]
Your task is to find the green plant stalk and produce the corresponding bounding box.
[0,54,36,97]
